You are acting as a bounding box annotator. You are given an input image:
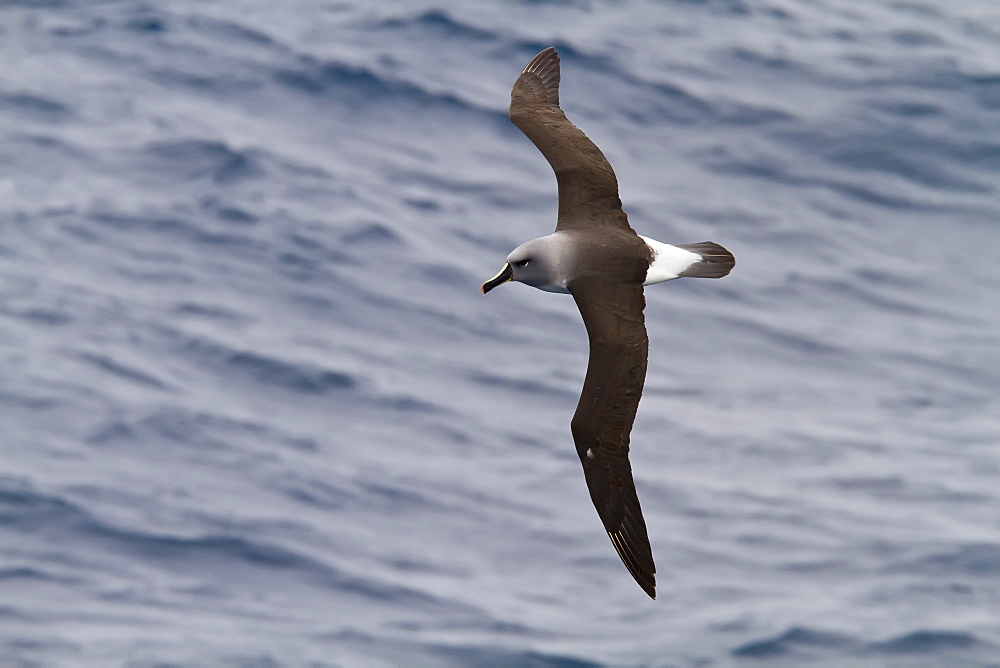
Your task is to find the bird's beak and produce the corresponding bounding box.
[481,263,513,294]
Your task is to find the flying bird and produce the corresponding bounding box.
[481,47,735,599]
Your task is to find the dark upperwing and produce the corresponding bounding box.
[509,48,635,233]
[568,274,656,599]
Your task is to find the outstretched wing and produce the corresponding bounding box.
[568,275,656,598]
[509,48,632,232]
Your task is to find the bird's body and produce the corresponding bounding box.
[482,47,734,599]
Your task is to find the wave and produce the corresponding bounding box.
[732,625,993,661]
[868,629,985,654]
[87,404,320,453]
[271,55,477,114]
[886,543,1000,577]
[0,93,72,123]
[0,477,474,615]
[732,626,857,658]
[374,9,497,44]
[138,139,266,184]
[74,351,174,391]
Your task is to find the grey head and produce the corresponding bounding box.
[481,234,569,294]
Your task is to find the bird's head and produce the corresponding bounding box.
[481,236,565,294]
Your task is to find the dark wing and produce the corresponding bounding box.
[568,275,656,598]
[509,48,633,233]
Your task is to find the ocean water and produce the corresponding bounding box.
[1,0,999,665]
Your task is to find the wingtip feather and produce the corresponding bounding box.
[608,529,656,599]
[517,47,561,106]
[523,46,558,74]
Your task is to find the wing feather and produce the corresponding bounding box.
[509,48,632,231]
[569,276,656,599]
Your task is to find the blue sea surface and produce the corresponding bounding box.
[1,0,999,665]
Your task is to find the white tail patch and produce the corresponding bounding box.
[641,237,735,284]
[640,236,702,285]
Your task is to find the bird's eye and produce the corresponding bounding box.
[514,259,530,267]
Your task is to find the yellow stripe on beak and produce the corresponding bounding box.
[481,262,513,294]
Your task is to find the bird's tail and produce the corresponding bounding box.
[674,242,735,278]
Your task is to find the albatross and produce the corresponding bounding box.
[481,47,735,599]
